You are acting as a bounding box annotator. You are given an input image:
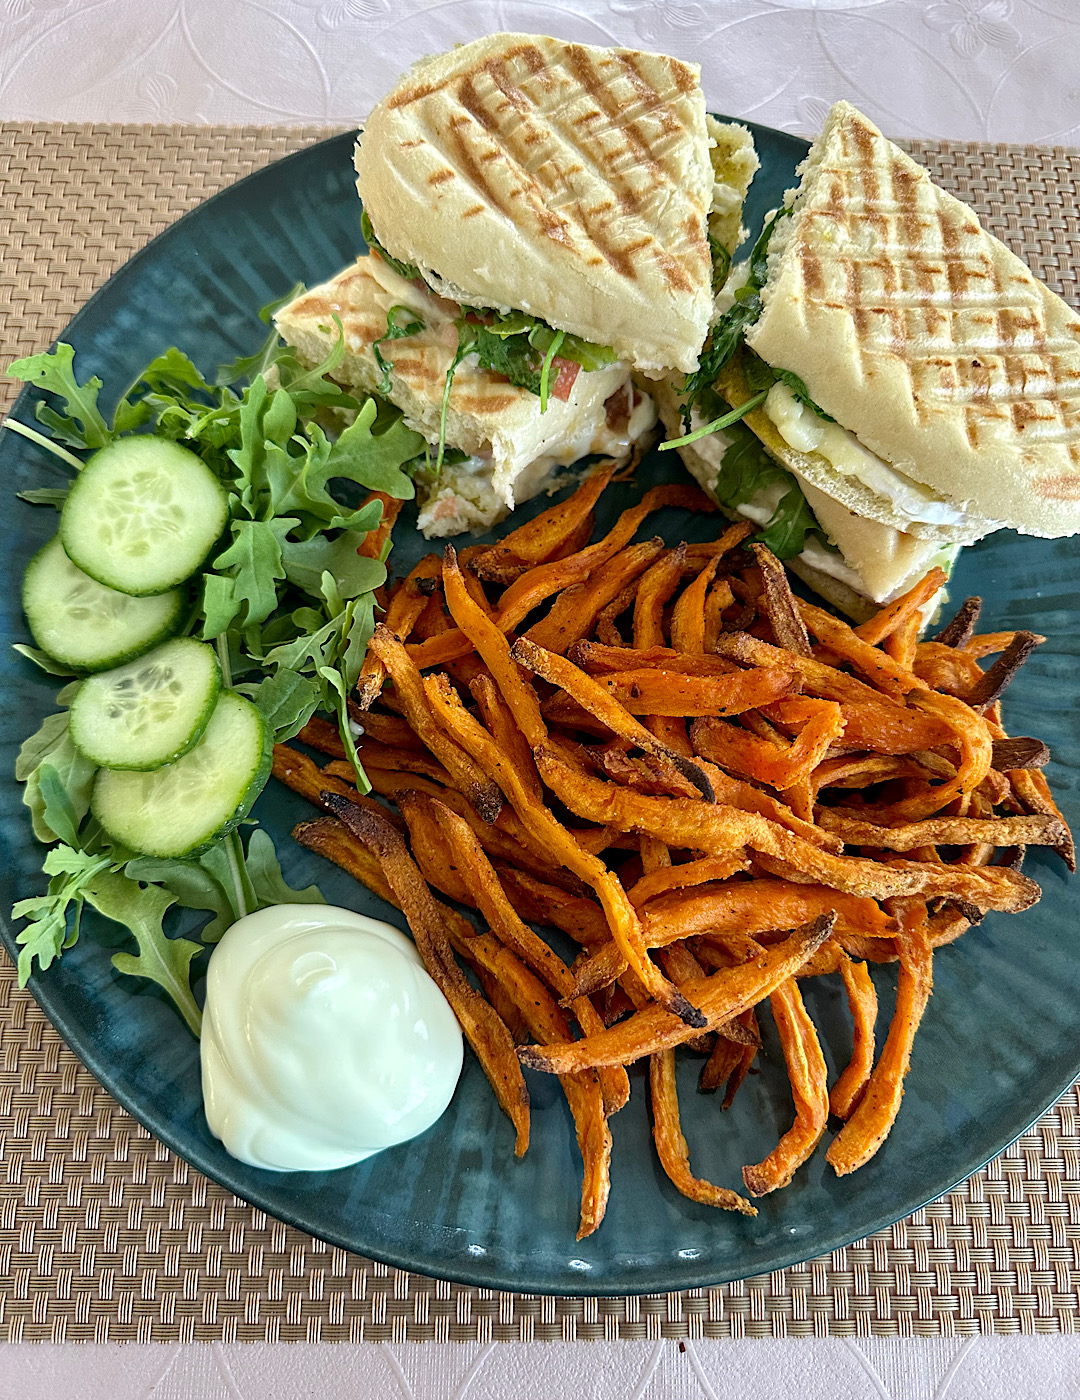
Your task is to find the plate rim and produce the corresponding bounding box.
[2,123,1078,1297]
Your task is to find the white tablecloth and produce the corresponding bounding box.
[2,1,1078,1395]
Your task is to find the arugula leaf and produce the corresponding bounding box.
[756,485,828,559]
[13,643,78,676]
[322,402,420,500]
[245,828,325,909]
[437,327,479,476]
[215,282,305,387]
[361,209,422,281]
[18,707,96,845]
[372,304,424,394]
[84,871,204,1038]
[12,844,112,982]
[125,852,238,945]
[249,669,322,742]
[742,351,835,422]
[203,517,296,636]
[113,347,217,434]
[280,531,386,601]
[680,206,794,422]
[709,235,732,296]
[17,486,69,508]
[6,344,112,450]
[710,421,834,562]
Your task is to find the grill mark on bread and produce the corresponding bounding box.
[428,168,455,186]
[428,44,707,289]
[786,106,1080,466]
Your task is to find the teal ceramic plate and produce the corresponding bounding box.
[2,124,1078,1297]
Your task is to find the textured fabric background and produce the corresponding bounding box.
[2,1,1080,1394]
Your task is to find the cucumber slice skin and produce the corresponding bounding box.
[69,638,222,772]
[92,692,272,859]
[61,436,228,597]
[22,535,186,673]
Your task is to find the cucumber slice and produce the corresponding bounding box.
[69,638,221,771]
[92,691,271,858]
[23,535,185,673]
[61,436,228,596]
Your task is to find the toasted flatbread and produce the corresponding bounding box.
[746,100,1080,538]
[354,33,717,375]
[275,257,654,537]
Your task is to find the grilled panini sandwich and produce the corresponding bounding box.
[276,34,756,537]
[275,259,653,538]
[659,100,1080,616]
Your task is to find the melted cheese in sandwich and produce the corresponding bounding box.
[763,383,972,529]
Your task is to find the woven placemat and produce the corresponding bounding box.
[1,123,1079,1343]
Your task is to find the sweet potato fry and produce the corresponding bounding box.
[991,737,1050,771]
[518,916,835,1073]
[494,866,610,946]
[429,799,630,1119]
[798,600,923,697]
[356,553,441,709]
[350,706,427,751]
[827,902,933,1176]
[855,568,948,647]
[933,596,981,648]
[533,742,1040,911]
[325,741,452,787]
[573,641,739,678]
[571,880,895,996]
[831,701,956,755]
[692,701,843,790]
[422,671,708,1028]
[829,956,878,1120]
[396,789,473,906]
[524,539,664,654]
[451,923,612,1238]
[511,638,715,800]
[470,462,616,578]
[442,544,547,748]
[700,1009,758,1105]
[271,745,405,829]
[626,855,750,907]
[815,809,1066,852]
[634,545,686,648]
[1009,767,1076,870]
[650,1050,757,1215]
[741,979,829,1196]
[356,491,403,560]
[292,814,395,903]
[594,579,641,647]
[322,795,531,1157]
[369,624,503,824]
[965,630,1046,660]
[710,632,907,709]
[408,484,713,669]
[751,544,812,657]
[584,666,799,718]
[670,554,721,654]
[967,632,1041,712]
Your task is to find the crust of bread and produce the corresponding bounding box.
[746,99,1080,539]
[274,257,643,534]
[646,373,951,620]
[353,32,715,375]
[705,116,759,258]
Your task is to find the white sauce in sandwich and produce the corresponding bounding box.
[201,905,463,1173]
[762,382,971,529]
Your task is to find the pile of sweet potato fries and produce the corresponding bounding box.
[272,464,1073,1238]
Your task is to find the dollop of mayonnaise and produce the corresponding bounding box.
[201,905,463,1172]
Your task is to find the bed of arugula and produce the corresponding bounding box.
[5,302,427,1036]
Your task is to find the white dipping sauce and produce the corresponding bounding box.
[201,905,463,1172]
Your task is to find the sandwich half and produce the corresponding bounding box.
[354,32,722,377]
[277,33,758,537]
[659,100,1080,617]
[274,259,655,537]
